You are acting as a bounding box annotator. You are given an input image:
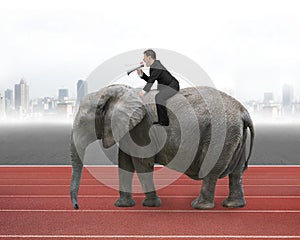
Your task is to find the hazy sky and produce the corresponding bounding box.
[0,0,300,102]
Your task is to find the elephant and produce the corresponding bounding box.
[70,84,254,210]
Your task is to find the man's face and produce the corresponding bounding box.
[143,54,153,67]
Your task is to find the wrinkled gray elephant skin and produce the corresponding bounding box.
[70,84,254,210]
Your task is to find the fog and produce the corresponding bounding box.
[1,0,300,102]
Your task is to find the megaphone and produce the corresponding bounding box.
[127,64,144,75]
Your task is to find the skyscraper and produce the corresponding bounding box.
[282,84,294,115]
[5,89,14,112]
[14,78,29,114]
[0,93,5,117]
[58,89,69,101]
[76,80,88,106]
[282,84,294,106]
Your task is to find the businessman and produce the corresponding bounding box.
[137,49,180,126]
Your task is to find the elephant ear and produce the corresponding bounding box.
[102,88,146,148]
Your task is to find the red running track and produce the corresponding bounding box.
[0,166,299,240]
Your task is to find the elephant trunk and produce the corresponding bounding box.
[70,160,83,209]
[70,137,83,210]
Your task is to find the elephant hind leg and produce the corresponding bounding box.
[222,172,246,208]
[191,174,218,209]
[192,133,241,210]
[222,145,247,208]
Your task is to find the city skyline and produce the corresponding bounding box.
[2,79,80,100]
[1,77,300,124]
[1,68,300,103]
[0,79,87,120]
[2,78,300,103]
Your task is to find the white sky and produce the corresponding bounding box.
[0,0,300,102]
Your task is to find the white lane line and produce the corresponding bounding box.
[249,165,300,167]
[0,235,299,239]
[0,165,299,167]
[0,165,120,167]
[0,178,300,181]
[0,165,73,167]
[0,209,299,213]
[0,195,299,198]
[1,184,299,187]
[0,177,240,179]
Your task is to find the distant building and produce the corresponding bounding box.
[32,97,57,113]
[56,102,74,118]
[58,89,69,101]
[0,93,5,118]
[14,78,29,114]
[4,89,14,113]
[264,92,274,103]
[293,101,300,115]
[76,80,88,106]
[262,104,281,118]
[282,84,294,106]
[282,84,294,115]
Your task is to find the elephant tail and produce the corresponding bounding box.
[242,110,255,171]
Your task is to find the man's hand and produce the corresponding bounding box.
[138,90,145,97]
[137,69,143,77]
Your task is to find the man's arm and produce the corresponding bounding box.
[142,68,162,92]
[140,72,149,82]
[137,69,149,82]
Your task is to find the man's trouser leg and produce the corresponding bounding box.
[155,87,178,124]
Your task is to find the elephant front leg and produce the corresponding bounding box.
[132,157,162,207]
[114,149,135,207]
[137,173,162,207]
[192,175,218,209]
[222,172,246,208]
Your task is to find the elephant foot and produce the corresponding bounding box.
[142,192,162,207]
[222,198,246,208]
[114,192,135,207]
[114,197,136,207]
[191,197,214,210]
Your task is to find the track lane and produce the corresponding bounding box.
[1,236,300,240]
[0,166,299,180]
[1,178,300,185]
[0,212,299,236]
[0,197,300,210]
[0,166,299,239]
[1,185,299,196]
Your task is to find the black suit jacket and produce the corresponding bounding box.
[141,60,180,92]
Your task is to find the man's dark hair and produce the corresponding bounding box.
[144,49,156,60]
